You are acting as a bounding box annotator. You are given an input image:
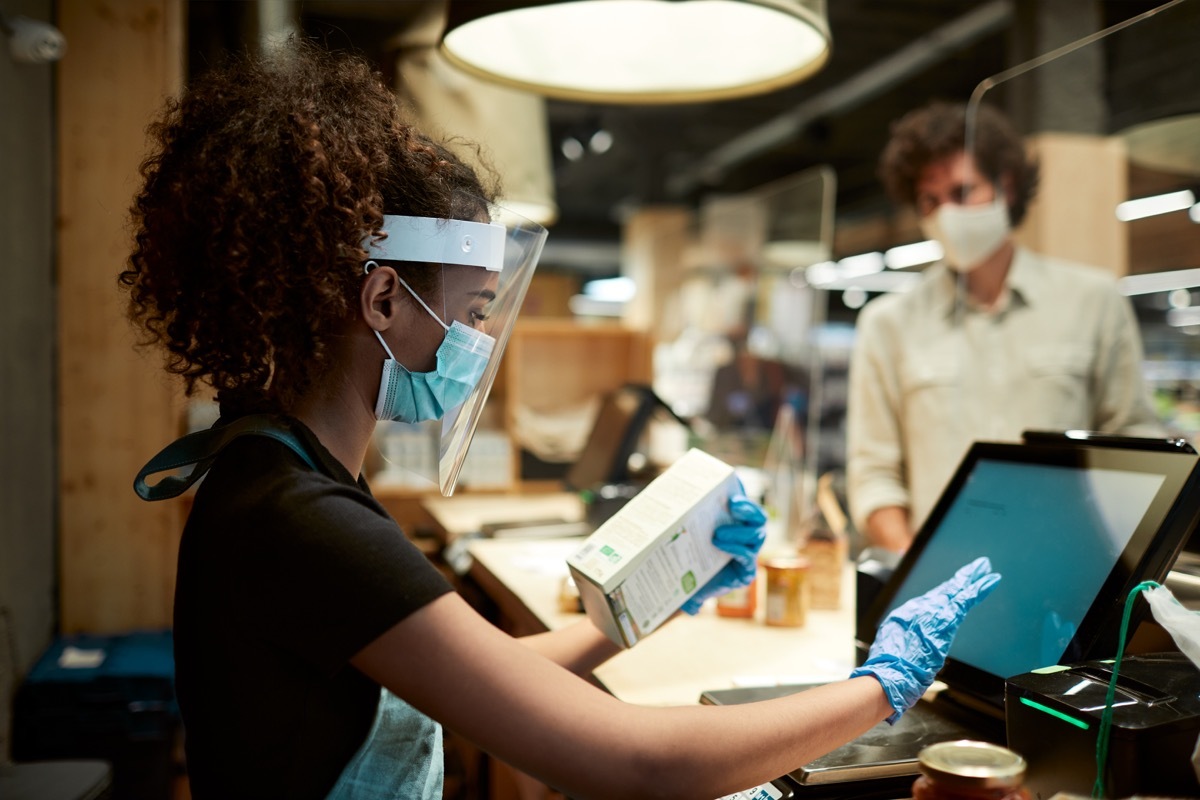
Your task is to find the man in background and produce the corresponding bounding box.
[846,100,1161,553]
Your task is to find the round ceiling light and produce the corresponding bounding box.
[441,0,831,104]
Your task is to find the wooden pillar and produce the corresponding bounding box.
[1016,133,1129,277]
[57,0,185,633]
[620,206,692,340]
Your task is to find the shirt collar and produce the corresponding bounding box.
[1004,247,1040,305]
[933,246,1039,317]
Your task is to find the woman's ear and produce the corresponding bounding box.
[361,264,403,331]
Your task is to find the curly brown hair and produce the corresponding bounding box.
[878,101,1039,226]
[119,39,498,415]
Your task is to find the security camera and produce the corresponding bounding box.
[2,14,66,64]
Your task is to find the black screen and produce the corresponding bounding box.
[861,441,1200,705]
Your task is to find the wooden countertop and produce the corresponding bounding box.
[423,492,586,544]
[466,536,859,708]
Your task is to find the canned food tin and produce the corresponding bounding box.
[761,555,810,627]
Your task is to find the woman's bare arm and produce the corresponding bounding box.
[517,619,623,676]
[352,593,890,800]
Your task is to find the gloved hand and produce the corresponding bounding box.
[850,556,1000,723]
[681,493,767,614]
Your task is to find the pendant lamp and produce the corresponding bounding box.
[440,0,831,104]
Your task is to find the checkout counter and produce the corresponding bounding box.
[466,536,857,707]
[421,493,858,799]
[423,493,858,707]
[420,428,1200,800]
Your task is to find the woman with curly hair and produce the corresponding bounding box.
[122,41,997,800]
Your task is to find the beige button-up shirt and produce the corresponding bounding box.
[846,248,1162,534]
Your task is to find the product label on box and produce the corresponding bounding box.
[569,451,735,586]
[620,523,727,633]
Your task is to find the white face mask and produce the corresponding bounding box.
[919,196,1011,273]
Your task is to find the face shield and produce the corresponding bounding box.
[365,200,547,496]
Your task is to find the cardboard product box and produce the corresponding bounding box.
[567,448,740,647]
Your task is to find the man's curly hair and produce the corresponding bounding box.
[878,101,1039,226]
[119,39,497,415]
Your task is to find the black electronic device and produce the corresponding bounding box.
[564,383,691,492]
[1006,652,1200,799]
[1021,428,1200,583]
[1021,428,1196,454]
[859,439,1200,710]
[705,436,1200,792]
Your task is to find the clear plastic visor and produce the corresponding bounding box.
[367,199,547,496]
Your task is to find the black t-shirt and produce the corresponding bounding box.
[173,417,453,799]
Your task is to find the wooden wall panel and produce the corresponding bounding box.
[1017,132,1129,277]
[57,0,184,633]
[622,207,692,341]
[1128,214,1200,275]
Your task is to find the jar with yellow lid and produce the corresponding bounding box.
[912,740,1031,800]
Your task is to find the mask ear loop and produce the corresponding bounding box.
[398,277,451,333]
[363,259,400,362]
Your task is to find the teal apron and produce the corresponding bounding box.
[325,688,443,800]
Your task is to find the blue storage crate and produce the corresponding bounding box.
[13,630,179,800]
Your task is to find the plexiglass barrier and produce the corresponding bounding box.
[938,0,1200,528]
[840,1,1198,550]
[964,0,1200,455]
[656,165,837,548]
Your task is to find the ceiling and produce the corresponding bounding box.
[189,0,1169,273]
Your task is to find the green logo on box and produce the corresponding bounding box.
[600,544,621,563]
[681,571,696,593]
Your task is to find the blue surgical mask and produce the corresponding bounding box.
[372,279,495,423]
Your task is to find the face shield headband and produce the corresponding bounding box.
[366,215,506,272]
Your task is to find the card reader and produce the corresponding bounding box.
[1005,652,1200,799]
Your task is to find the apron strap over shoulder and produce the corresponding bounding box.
[134,414,317,501]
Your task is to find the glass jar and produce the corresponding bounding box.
[802,527,848,610]
[760,555,810,627]
[717,575,758,618]
[912,740,1031,800]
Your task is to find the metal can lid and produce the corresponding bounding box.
[918,740,1026,790]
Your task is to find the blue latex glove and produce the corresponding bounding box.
[681,493,768,615]
[850,556,1000,723]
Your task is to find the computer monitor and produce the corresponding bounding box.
[564,384,691,492]
[858,439,1200,709]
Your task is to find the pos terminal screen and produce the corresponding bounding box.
[887,459,1161,680]
[865,441,1200,703]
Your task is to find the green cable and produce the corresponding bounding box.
[1091,580,1160,799]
